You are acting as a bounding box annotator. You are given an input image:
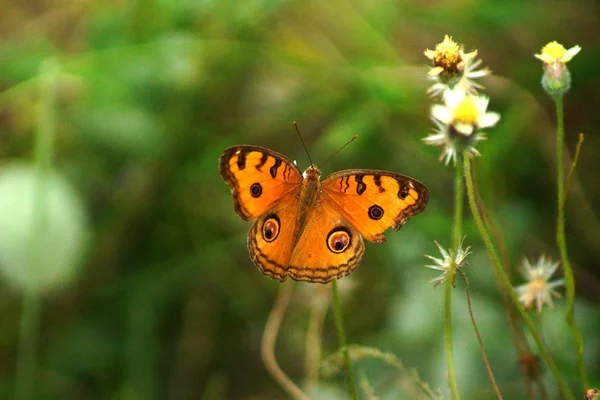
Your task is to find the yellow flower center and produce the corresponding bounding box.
[452,96,479,124]
[530,278,546,292]
[541,41,566,61]
[434,35,461,71]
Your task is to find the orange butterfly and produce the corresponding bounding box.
[220,145,429,284]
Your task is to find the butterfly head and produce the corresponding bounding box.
[302,165,322,181]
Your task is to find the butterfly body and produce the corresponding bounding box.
[220,145,429,284]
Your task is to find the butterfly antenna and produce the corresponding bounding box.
[319,135,358,169]
[294,121,313,165]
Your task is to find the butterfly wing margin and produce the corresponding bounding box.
[220,145,303,220]
[321,169,429,243]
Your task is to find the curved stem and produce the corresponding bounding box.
[457,270,502,399]
[463,151,574,400]
[555,97,587,390]
[331,279,359,400]
[472,164,534,397]
[261,282,311,400]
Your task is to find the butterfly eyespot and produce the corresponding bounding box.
[262,216,280,242]
[250,182,262,198]
[368,205,384,220]
[327,228,351,254]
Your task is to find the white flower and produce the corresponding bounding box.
[432,89,500,135]
[534,41,581,65]
[535,41,581,98]
[423,89,500,165]
[515,255,564,313]
[424,35,490,97]
[425,238,471,287]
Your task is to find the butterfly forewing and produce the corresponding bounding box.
[220,146,303,220]
[321,170,429,243]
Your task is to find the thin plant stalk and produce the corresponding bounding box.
[443,282,459,400]
[457,270,502,399]
[555,98,587,390]
[562,133,584,208]
[331,278,359,400]
[472,165,535,398]
[14,58,58,400]
[463,151,574,400]
[453,157,464,250]
[443,158,463,400]
[261,282,311,400]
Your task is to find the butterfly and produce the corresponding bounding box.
[220,145,429,284]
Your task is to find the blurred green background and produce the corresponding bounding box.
[1,0,599,399]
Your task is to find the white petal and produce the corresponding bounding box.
[423,136,446,147]
[444,89,465,108]
[535,53,555,64]
[431,105,452,124]
[473,95,490,114]
[427,83,447,98]
[479,112,500,128]
[548,279,565,289]
[454,123,474,136]
[543,261,560,280]
[562,45,581,62]
[442,148,457,165]
[434,241,450,261]
[466,146,481,158]
[467,69,490,79]
[428,66,445,77]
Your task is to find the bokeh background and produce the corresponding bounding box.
[1,1,599,399]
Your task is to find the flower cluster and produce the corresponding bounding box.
[424,34,489,97]
[515,255,564,313]
[425,238,471,287]
[421,37,574,314]
[422,35,499,166]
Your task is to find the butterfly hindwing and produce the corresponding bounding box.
[247,197,300,282]
[284,201,365,283]
[220,145,303,220]
[321,170,430,243]
[247,191,365,284]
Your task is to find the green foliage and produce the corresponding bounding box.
[1,1,599,399]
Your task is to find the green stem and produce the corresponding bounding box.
[453,156,464,250]
[14,288,43,400]
[554,97,587,390]
[463,152,574,400]
[331,279,358,400]
[14,58,58,400]
[444,158,463,399]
